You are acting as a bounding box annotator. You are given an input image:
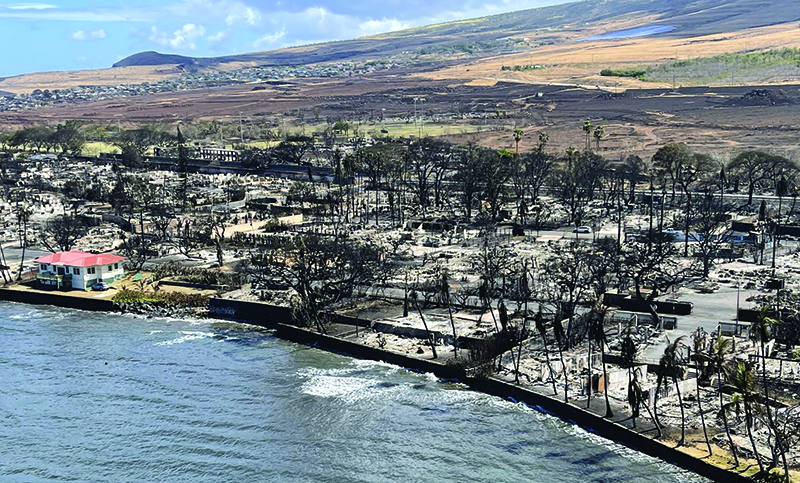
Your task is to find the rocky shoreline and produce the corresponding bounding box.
[113,300,210,319]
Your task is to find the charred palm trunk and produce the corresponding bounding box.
[513,300,529,384]
[446,299,458,357]
[538,321,558,396]
[760,344,789,478]
[554,321,569,404]
[674,375,686,446]
[653,374,663,431]
[745,402,765,474]
[16,224,26,282]
[718,364,739,467]
[628,367,636,428]
[414,297,437,360]
[600,340,613,418]
[691,349,712,456]
[643,398,661,438]
[586,340,593,409]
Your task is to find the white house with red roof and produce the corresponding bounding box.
[34,251,127,291]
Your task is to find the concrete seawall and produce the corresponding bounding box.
[0,288,115,312]
[0,292,755,483]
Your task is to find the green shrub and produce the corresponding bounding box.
[112,288,209,307]
[600,68,647,78]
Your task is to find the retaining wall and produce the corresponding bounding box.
[0,288,115,312]
[208,298,371,329]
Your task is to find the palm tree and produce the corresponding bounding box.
[723,360,765,474]
[593,125,605,150]
[620,327,659,435]
[498,298,509,372]
[586,314,595,408]
[438,268,458,357]
[534,308,558,396]
[511,260,533,384]
[588,304,613,417]
[582,120,593,150]
[627,368,650,430]
[553,315,569,404]
[513,128,524,154]
[710,333,739,467]
[689,345,713,456]
[656,336,688,446]
[751,306,789,479]
[566,146,577,162]
[411,290,437,359]
[537,131,549,153]
[14,203,31,281]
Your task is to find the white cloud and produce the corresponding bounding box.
[207,29,228,42]
[6,3,57,9]
[150,23,206,50]
[358,18,409,36]
[72,28,106,41]
[265,7,409,43]
[225,5,259,26]
[253,29,285,48]
[0,6,151,21]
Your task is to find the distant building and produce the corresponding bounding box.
[34,251,126,291]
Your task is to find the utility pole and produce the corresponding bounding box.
[239,111,244,144]
[413,98,418,135]
[419,98,425,137]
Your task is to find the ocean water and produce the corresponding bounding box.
[0,302,709,483]
[581,25,676,42]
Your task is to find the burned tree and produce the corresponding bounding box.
[617,235,697,327]
[540,241,594,348]
[552,150,606,227]
[404,138,451,217]
[41,214,89,253]
[692,191,732,278]
[119,234,157,272]
[511,150,553,225]
[247,233,390,333]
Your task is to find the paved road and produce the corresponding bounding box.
[0,244,50,268]
[637,285,760,363]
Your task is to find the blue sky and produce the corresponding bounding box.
[0,0,569,78]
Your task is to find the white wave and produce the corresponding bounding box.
[350,358,399,372]
[155,331,215,346]
[9,311,37,320]
[297,366,362,378]
[301,375,376,403]
[299,364,410,404]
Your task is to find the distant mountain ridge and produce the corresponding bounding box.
[112,51,199,68]
[111,0,800,70]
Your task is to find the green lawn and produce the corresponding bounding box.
[82,141,120,156]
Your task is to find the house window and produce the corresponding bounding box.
[114,263,119,270]
[108,265,112,271]
[87,267,95,275]
[40,264,47,271]
[73,268,80,275]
